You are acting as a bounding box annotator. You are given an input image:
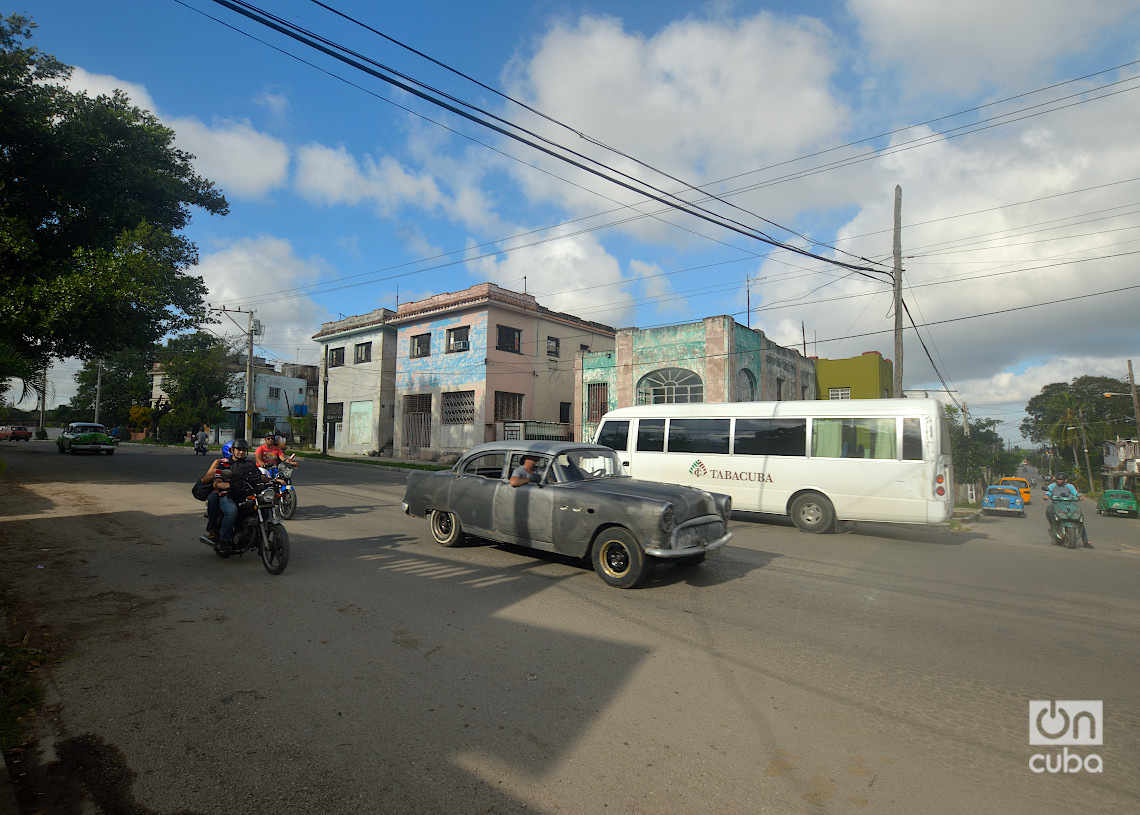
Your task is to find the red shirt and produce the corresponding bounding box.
[256,443,285,467]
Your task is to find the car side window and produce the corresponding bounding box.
[460,452,506,479]
[508,453,550,482]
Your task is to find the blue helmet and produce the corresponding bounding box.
[222,440,233,458]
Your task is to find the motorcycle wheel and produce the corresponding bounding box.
[278,489,297,521]
[1064,526,1080,549]
[260,524,290,575]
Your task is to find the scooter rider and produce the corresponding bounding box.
[212,438,269,553]
[1045,472,1092,548]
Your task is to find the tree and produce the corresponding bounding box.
[0,15,228,362]
[156,332,239,440]
[67,348,152,429]
[946,406,1020,493]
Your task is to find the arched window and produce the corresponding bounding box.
[637,368,704,404]
[734,368,757,402]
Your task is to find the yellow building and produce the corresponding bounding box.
[814,351,894,399]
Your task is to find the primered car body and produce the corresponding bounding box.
[57,423,118,455]
[982,485,1025,516]
[402,441,732,588]
[1096,489,1138,518]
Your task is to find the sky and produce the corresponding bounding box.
[11,0,1140,443]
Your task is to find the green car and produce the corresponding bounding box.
[57,422,118,455]
[1095,489,1139,518]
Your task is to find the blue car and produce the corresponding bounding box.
[982,485,1025,517]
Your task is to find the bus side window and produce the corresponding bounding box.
[636,419,665,452]
[903,417,923,460]
[597,420,629,452]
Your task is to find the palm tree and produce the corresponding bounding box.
[0,342,52,421]
[1046,391,1086,482]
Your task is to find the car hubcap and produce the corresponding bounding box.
[602,541,629,576]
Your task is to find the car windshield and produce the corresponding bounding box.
[988,488,1017,495]
[1106,491,1133,499]
[74,425,105,433]
[550,448,626,482]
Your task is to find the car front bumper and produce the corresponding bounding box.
[645,515,732,558]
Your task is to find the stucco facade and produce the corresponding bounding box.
[576,316,817,440]
[390,282,616,456]
[814,351,894,400]
[312,308,397,455]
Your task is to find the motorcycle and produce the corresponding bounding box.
[1046,493,1085,549]
[198,480,290,574]
[265,460,298,520]
[194,438,209,455]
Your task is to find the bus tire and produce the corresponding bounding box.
[789,492,835,534]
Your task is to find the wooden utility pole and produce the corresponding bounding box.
[1078,408,1095,491]
[892,185,904,398]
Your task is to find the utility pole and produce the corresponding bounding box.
[1078,408,1095,491]
[892,185,904,399]
[962,401,970,437]
[213,306,257,441]
[1129,359,1140,440]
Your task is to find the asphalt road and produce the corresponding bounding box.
[1,443,1137,815]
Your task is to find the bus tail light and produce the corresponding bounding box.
[935,473,946,496]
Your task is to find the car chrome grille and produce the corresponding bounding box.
[995,498,1010,508]
[673,519,726,549]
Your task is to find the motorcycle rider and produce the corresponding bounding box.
[1044,472,1092,548]
[211,438,269,553]
[194,426,209,452]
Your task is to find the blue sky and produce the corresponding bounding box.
[15,0,1140,441]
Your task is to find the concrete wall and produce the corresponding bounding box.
[316,316,397,454]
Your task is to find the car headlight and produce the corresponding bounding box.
[661,503,675,532]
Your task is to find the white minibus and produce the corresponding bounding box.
[593,399,954,533]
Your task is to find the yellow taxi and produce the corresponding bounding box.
[999,476,1031,504]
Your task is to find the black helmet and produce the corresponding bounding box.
[232,438,250,451]
[1054,472,1067,480]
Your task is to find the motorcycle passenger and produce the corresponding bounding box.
[256,431,298,475]
[212,438,268,552]
[1045,472,1091,548]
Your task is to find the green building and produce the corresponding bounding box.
[814,351,894,400]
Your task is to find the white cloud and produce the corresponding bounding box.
[170,116,290,200]
[848,0,1138,95]
[61,66,157,111]
[294,143,444,215]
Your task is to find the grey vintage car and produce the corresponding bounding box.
[402,441,732,588]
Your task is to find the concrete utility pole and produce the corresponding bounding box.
[1078,408,1095,491]
[1128,360,1140,440]
[214,306,257,441]
[892,185,904,399]
[962,401,970,437]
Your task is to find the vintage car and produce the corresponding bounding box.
[0,425,32,441]
[57,423,118,455]
[982,485,1025,517]
[1095,489,1139,518]
[998,476,1031,504]
[402,441,732,588]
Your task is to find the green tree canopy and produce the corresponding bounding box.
[157,332,239,435]
[67,347,152,428]
[946,406,1021,488]
[0,14,227,361]
[1020,375,1135,447]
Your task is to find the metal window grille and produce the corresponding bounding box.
[829,387,851,400]
[494,391,523,421]
[734,369,756,402]
[636,368,704,405]
[587,383,608,422]
[442,391,475,425]
[403,394,431,447]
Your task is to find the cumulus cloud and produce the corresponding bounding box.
[848,0,1138,95]
[294,143,444,215]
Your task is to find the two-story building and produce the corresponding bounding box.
[814,351,895,399]
[390,283,617,456]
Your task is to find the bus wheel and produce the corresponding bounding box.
[790,492,835,534]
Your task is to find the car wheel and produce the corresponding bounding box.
[789,492,835,534]
[429,510,464,547]
[591,528,648,588]
[68,444,76,455]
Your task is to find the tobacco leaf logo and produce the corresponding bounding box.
[689,460,707,477]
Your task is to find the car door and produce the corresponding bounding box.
[494,453,555,549]
[450,452,506,534]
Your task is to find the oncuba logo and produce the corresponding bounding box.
[689,460,708,478]
[1029,700,1102,774]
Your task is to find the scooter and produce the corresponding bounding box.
[193,438,209,455]
[1046,493,1085,549]
[198,481,290,574]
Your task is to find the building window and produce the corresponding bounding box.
[829,387,851,400]
[496,325,522,353]
[580,344,590,352]
[559,402,571,423]
[776,378,785,401]
[734,368,757,402]
[494,391,524,421]
[403,394,431,448]
[442,391,475,424]
[547,336,560,357]
[328,347,345,368]
[268,387,281,399]
[447,326,470,352]
[355,342,372,363]
[410,333,431,358]
[587,383,608,422]
[637,368,703,404]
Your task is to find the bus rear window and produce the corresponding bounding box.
[668,418,729,454]
[734,418,806,456]
[903,417,923,460]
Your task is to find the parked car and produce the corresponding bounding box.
[402,440,732,588]
[57,423,118,455]
[1095,489,1139,518]
[998,476,1031,504]
[0,425,32,441]
[982,485,1025,517]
